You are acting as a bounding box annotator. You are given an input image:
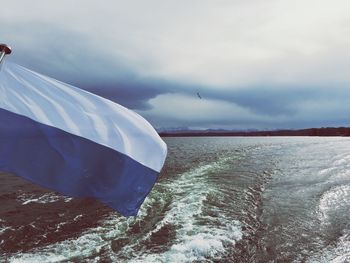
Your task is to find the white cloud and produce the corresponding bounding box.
[140,93,289,128]
[3,0,350,88]
[144,93,253,121]
[2,0,350,128]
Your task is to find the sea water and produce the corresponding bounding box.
[1,137,349,262]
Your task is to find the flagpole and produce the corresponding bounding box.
[0,44,12,65]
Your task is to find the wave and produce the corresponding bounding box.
[124,158,243,262]
[318,184,350,225]
[17,192,72,205]
[306,230,350,263]
[7,157,242,262]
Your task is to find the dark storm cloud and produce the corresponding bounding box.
[1,22,175,109]
[2,1,350,129]
[2,19,350,127]
[143,84,350,129]
[86,80,177,110]
[1,22,133,82]
[217,86,350,120]
[196,86,327,116]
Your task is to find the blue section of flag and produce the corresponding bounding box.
[0,61,167,216]
[0,61,167,174]
[0,108,159,216]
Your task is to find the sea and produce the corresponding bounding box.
[0,137,350,263]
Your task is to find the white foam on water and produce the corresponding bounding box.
[7,193,162,262]
[332,153,350,166]
[0,218,14,247]
[17,193,72,205]
[321,154,350,182]
[163,224,242,262]
[8,234,102,263]
[306,230,350,263]
[125,158,243,262]
[312,184,350,262]
[318,167,336,176]
[73,215,83,221]
[7,158,242,262]
[7,214,127,263]
[10,255,66,263]
[0,226,13,234]
[318,184,350,224]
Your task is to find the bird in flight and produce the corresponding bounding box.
[197,92,202,99]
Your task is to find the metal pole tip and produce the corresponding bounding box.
[0,44,12,55]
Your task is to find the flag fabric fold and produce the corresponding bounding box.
[0,61,167,216]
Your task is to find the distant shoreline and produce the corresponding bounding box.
[159,127,350,137]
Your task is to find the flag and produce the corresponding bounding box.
[0,61,167,216]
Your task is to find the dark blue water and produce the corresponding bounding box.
[1,137,350,262]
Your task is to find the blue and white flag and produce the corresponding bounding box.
[0,61,167,216]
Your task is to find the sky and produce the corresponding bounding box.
[2,0,350,130]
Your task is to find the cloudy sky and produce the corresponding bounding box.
[2,0,350,130]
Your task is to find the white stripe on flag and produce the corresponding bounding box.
[0,61,167,172]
